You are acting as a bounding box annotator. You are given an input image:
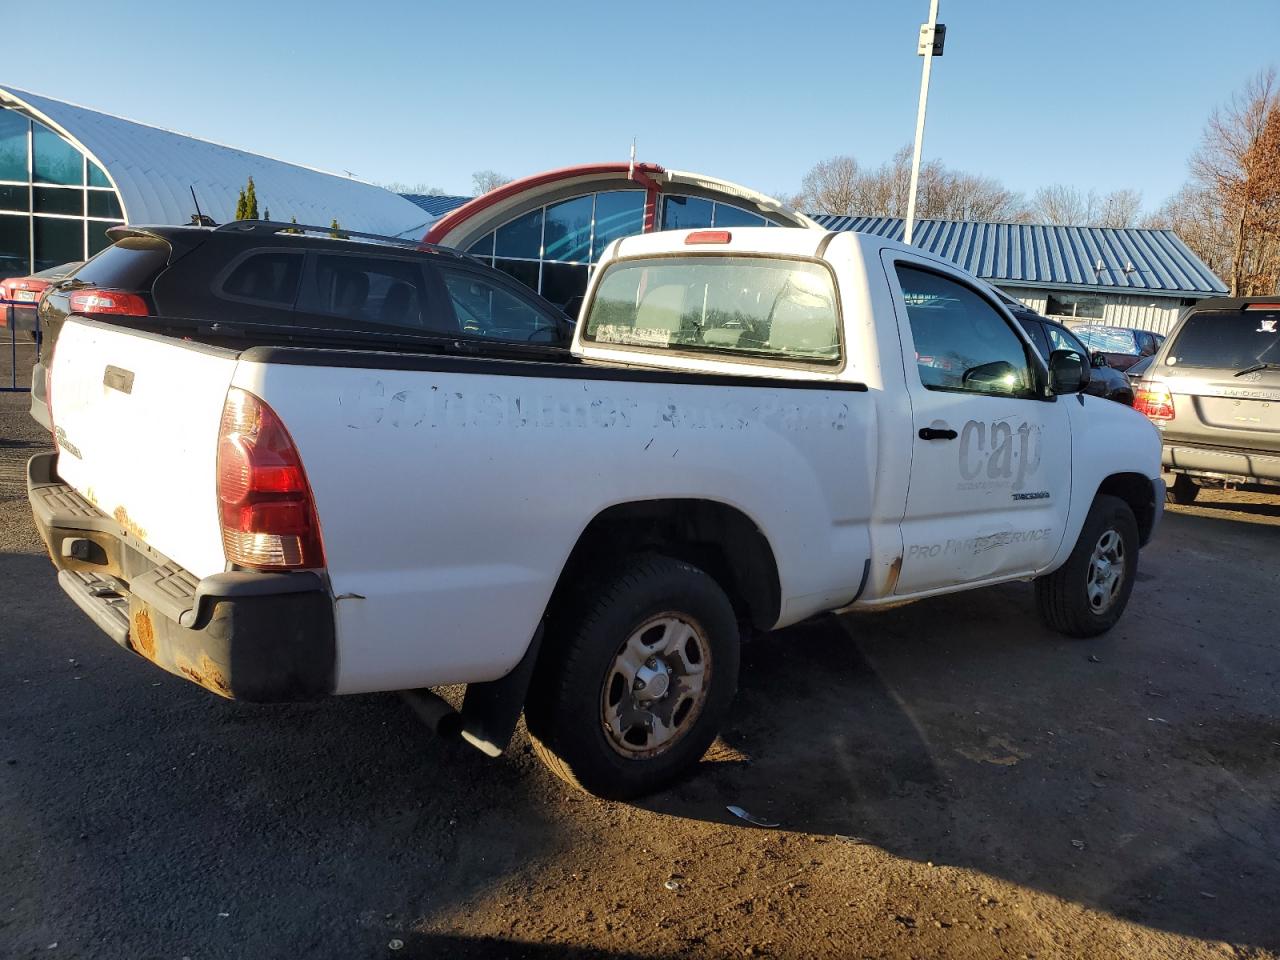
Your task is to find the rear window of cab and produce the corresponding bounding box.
[583,256,841,365]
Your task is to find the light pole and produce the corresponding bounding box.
[904,0,945,246]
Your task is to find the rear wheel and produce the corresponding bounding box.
[1166,473,1200,505]
[1035,495,1139,638]
[525,554,740,800]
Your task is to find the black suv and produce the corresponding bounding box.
[31,221,572,428]
[1005,302,1135,406]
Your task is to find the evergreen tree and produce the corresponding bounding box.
[245,177,259,219]
[329,218,345,239]
[235,187,247,220]
[263,207,270,221]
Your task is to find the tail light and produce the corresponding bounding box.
[217,388,325,570]
[68,290,150,316]
[1133,382,1175,422]
[685,230,732,245]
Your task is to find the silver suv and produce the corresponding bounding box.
[1133,297,1280,504]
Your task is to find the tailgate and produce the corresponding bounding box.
[49,318,239,578]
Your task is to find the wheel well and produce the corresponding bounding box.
[550,500,781,630]
[1097,472,1157,545]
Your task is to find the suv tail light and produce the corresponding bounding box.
[217,388,325,570]
[68,290,150,316]
[1133,382,1175,422]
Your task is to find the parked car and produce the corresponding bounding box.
[28,226,1164,799]
[1131,296,1280,504]
[1125,355,1154,384]
[1071,324,1165,372]
[29,221,571,428]
[0,261,83,341]
[1008,304,1134,405]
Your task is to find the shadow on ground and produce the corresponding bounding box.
[643,545,1280,951]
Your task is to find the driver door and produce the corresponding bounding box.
[885,255,1072,596]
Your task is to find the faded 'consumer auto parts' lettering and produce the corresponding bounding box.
[337,380,851,433]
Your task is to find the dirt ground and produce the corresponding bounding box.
[1,387,1277,960]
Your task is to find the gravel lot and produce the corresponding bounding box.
[1,388,1277,960]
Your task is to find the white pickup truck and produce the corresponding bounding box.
[28,226,1164,798]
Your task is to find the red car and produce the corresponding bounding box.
[1070,324,1165,372]
[1,261,84,340]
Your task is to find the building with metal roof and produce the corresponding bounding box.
[0,85,433,279]
[811,215,1227,334]
[401,193,471,218]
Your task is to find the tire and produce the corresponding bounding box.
[525,554,740,800]
[1166,473,1199,505]
[1035,495,1139,638]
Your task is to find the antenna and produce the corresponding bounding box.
[628,137,636,180]
[189,186,215,227]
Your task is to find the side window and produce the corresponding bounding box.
[219,251,303,306]
[307,254,430,330]
[1045,323,1086,356]
[1016,317,1050,357]
[437,265,560,343]
[895,265,1034,397]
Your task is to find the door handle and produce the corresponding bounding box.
[918,426,957,441]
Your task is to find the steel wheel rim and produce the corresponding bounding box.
[1086,528,1126,614]
[600,613,712,759]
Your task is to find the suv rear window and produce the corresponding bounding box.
[73,236,170,290]
[584,256,840,365]
[1166,309,1280,370]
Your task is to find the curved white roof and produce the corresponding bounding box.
[0,85,431,237]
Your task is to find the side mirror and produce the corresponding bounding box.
[962,360,1024,393]
[1049,349,1091,394]
[1091,351,1109,368]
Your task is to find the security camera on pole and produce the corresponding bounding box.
[904,0,945,246]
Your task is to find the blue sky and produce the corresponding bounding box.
[6,0,1277,213]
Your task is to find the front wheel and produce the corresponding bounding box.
[525,554,740,800]
[1035,495,1139,638]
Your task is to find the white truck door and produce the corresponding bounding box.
[884,255,1072,595]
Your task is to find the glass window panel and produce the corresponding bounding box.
[33,186,83,216]
[467,232,494,259]
[540,261,589,310]
[0,213,31,278]
[542,195,593,264]
[661,195,713,230]
[493,257,539,291]
[306,253,429,331]
[493,208,542,259]
[711,203,766,227]
[896,265,1033,396]
[1166,309,1280,369]
[0,108,28,182]
[34,216,84,271]
[585,255,840,365]
[439,265,560,342]
[32,125,83,185]
[0,184,27,212]
[87,223,115,258]
[591,191,644,261]
[221,252,303,305]
[87,190,123,219]
[88,159,111,188]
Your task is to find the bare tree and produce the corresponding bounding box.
[793,146,1026,221]
[795,156,862,215]
[1096,189,1143,228]
[472,170,513,196]
[379,181,446,196]
[1141,183,1236,278]
[1190,68,1280,295]
[1030,185,1144,227]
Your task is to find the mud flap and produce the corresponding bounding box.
[459,624,544,757]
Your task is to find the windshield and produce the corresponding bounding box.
[584,256,840,365]
[1165,309,1280,370]
[1073,326,1140,355]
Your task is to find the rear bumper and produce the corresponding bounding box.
[27,451,335,701]
[1162,441,1280,485]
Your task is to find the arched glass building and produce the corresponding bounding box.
[0,106,125,277]
[422,163,816,309]
[0,86,433,282]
